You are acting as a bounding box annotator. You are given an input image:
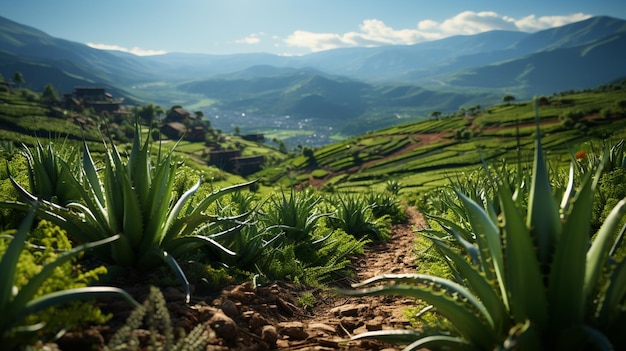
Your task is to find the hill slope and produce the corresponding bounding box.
[254,84,626,194]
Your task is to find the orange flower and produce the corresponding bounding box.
[575,151,586,159]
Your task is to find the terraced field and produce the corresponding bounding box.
[255,90,626,196]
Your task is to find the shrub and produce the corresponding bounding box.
[0,210,138,348]
[327,192,391,242]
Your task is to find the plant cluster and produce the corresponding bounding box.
[342,105,626,350]
[0,210,138,349]
[0,121,404,348]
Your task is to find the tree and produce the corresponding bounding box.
[41,84,60,104]
[503,95,515,105]
[302,147,317,167]
[12,72,24,87]
[429,111,442,120]
[137,103,164,125]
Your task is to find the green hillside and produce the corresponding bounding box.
[0,85,285,190]
[254,82,626,197]
[2,78,626,199]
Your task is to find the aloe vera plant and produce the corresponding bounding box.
[329,192,390,241]
[342,102,626,350]
[20,139,82,205]
[261,188,333,247]
[0,208,139,347]
[4,125,255,302]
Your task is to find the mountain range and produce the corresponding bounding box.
[1,15,625,140]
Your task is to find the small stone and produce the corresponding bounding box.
[162,286,186,301]
[365,318,383,331]
[353,325,368,335]
[308,322,336,335]
[317,338,342,348]
[276,339,290,348]
[220,299,238,318]
[330,303,368,317]
[249,312,268,330]
[209,311,238,340]
[261,325,278,345]
[278,321,309,340]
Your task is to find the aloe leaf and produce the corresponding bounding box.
[82,140,105,206]
[456,191,507,305]
[580,325,614,351]
[13,287,140,330]
[598,257,626,325]
[585,197,626,302]
[498,179,549,328]
[129,130,152,206]
[431,239,508,335]
[159,179,201,245]
[345,274,496,348]
[560,163,576,211]
[405,335,480,351]
[7,174,106,243]
[166,234,237,258]
[162,251,191,303]
[118,168,144,247]
[189,180,258,215]
[172,212,249,239]
[2,198,102,245]
[547,167,594,327]
[110,234,135,268]
[527,102,560,268]
[144,162,176,237]
[345,283,494,348]
[0,209,36,321]
[350,329,423,344]
[102,157,122,233]
[7,235,120,321]
[424,214,478,261]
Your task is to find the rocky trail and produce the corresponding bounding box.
[56,208,428,351]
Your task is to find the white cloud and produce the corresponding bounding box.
[86,42,166,56]
[515,13,592,32]
[235,32,265,45]
[284,11,592,52]
[435,11,518,35]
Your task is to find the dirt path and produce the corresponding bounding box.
[187,208,429,350]
[270,207,428,350]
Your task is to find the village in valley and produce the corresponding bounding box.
[59,86,268,176]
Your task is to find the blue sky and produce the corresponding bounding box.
[2,0,625,56]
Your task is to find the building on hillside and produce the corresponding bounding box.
[63,86,129,116]
[160,107,207,142]
[232,155,265,175]
[160,122,187,140]
[208,149,242,169]
[241,134,265,142]
[207,149,265,176]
